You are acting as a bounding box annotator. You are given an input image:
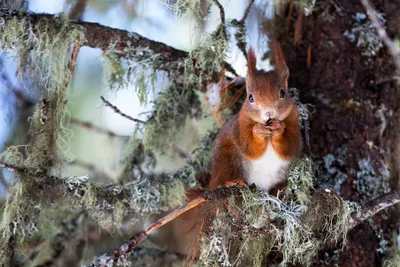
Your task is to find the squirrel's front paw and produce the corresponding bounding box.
[253,123,269,139]
[265,119,285,136]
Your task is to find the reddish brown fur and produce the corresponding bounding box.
[209,43,301,189]
[168,43,302,259]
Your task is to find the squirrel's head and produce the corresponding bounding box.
[243,42,294,124]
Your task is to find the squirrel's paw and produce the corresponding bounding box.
[225,178,246,188]
[265,119,285,136]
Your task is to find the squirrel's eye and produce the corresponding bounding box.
[279,89,285,98]
[249,94,255,103]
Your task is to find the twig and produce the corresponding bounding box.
[91,185,400,265]
[100,96,146,124]
[231,0,255,58]
[360,0,400,68]
[213,0,225,25]
[239,0,255,24]
[90,186,242,266]
[70,117,127,138]
[348,188,400,229]
[213,0,227,39]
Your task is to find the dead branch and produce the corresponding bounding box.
[90,186,242,266]
[213,0,226,37]
[90,186,400,266]
[348,188,400,229]
[231,0,255,58]
[100,96,146,124]
[239,0,255,24]
[70,117,127,138]
[0,8,238,78]
[360,0,400,68]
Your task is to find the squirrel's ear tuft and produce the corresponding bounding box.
[247,47,257,77]
[272,42,289,86]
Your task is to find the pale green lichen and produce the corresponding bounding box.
[144,85,201,151]
[285,154,314,206]
[196,155,355,266]
[383,249,400,267]
[161,0,211,18]
[184,25,227,88]
[100,45,162,105]
[0,12,84,262]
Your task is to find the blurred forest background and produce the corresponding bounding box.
[0,0,400,266]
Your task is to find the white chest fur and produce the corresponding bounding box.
[244,143,291,191]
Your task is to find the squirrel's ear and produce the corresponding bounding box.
[273,42,289,86]
[247,47,257,77]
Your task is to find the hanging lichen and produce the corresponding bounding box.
[161,0,211,18]
[0,11,85,263]
[184,25,228,89]
[144,85,202,150]
[100,44,164,105]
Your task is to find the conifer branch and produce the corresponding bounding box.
[90,187,400,266]
[100,96,146,124]
[90,186,242,266]
[0,8,239,79]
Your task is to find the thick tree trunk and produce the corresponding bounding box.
[277,0,400,266]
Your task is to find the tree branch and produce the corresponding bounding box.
[90,186,242,266]
[239,0,254,24]
[348,188,400,229]
[100,96,146,124]
[90,186,400,266]
[70,117,127,138]
[0,8,238,78]
[360,0,400,69]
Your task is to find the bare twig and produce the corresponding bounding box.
[239,0,255,24]
[70,117,127,138]
[100,96,146,124]
[90,186,242,266]
[348,189,400,229]
[360,0,400,68]
[231,0,255,58]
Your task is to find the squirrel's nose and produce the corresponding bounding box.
[266,111,274,119]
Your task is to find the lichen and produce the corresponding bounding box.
[100,45,163,105]
[161,0,211,18]
[0,12,84,262]
[285,154,314,205]
[317,147,348,194]
[144,85,202,151]
[383,249,400,267]
[343,12,386,56]
[352,157,390,203]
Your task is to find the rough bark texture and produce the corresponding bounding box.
[276,0,400,266]
[0,9,188,63]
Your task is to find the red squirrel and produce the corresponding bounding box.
[166,43,302,257]
[208,43,302,192]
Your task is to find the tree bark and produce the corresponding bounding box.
[276,0,400,266]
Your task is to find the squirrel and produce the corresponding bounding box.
[163,43,302,258]
[208,43,302,192]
